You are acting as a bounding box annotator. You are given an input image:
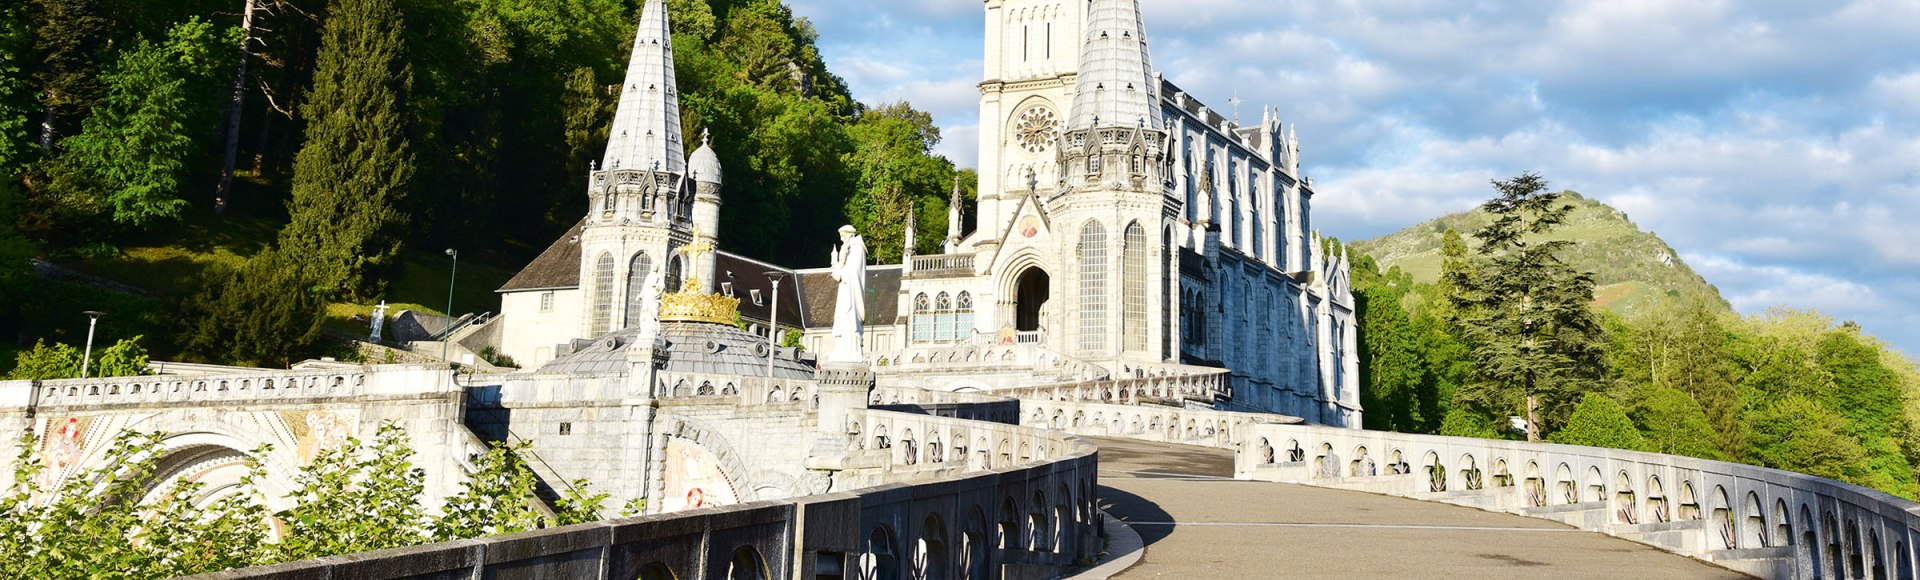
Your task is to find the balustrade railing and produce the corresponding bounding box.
[910,253,974,276]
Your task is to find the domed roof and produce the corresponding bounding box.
[689,130,723,185]
[537,321,814,380]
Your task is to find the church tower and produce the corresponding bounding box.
[977,0,1085,250]
[1053,0,1171,361]
[577,0,720,339]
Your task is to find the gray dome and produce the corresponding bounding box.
[688,139,723,185]
[539,322,813,379]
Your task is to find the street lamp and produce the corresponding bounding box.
[764,271,787,379]
[443,248,458,363]
[79,311,105,378]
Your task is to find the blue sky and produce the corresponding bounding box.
[785,0,1920,358]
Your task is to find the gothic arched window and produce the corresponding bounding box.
[936,292,955,342]
[664,245,684,292]
[954,291,975,342]
[623,252,653,330]
[912,293,933,343]
[1078,220,1108,354]
[590,253,616,337]
[1123,222,1149,351]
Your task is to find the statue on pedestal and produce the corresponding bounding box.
[828,225,867,363]
[636,270,665,339]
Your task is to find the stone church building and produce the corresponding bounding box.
[495,0,1360,426]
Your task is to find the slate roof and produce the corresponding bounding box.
[537,322,817,379]
[797,265,902,330]
[711,252,806,328]
[499,219,586,292]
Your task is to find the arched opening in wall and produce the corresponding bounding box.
[1028,490,1048,552]
[1678,482,1701,521]
[1459,455,1482,491]
[1524,462,1546,508]
[1646,476,1668,523]
[135,441,283,537]
[1847,523,1864,579]
[862,526,900,580]
[592,252,616,337]
[1743,492,1767,549]
[1774,500,1793,549]
[1869,529,1885,580]
[1825,512,1843,580]
[1014,267,1050,332]
[998,497,1018,550]
[962,507,988,580]
[637,562,677,580]
[1710,486,1734,550]
[1897,540,1912,580]
[1584,466,1605,503]
[1348,446,1373,477]
[1122,221,1149,352]
[1554,463,1575,505]
[1801,506,1821,580]
[664,250,685,294]
[1614,472,1637,525]
[917,513,950,580]
[1076,220,1108,353]
[726,546,767,580]
[1423,451,1446,493]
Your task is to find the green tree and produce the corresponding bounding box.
[93,335,152,376]
[1746,394,1869,484]
[1448,174,1603,440]
[845,101,956,263]
[0,4,32,173]
[1626,386,1725,460]
[179,249,325,367]
[1437,408,1503,439]
[1353,254,1434,433]
[1548,394,1649,451]
[279,0,414,298]
[273,423,427,560]
[59,18,229,226]
[27,0,114,145]
[432,440,549,541]
[5,338,81,379]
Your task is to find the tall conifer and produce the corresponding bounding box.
[280,0,413,298]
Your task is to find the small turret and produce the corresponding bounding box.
[902,200,917,272]
[689,129,722,293]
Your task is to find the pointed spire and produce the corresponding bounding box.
[1069,0,1157,130]
[903,199,918,265]
[945,175,963,252]
[602,0,685,176]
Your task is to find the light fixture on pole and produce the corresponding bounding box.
[443,249,458,363]
[764,271,787,380]
[79,310,106,379]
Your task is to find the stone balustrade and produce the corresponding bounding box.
[1235,422,1917,578]
[997,368,1232,406]
[910,253,976,277]
[6,364,457,410]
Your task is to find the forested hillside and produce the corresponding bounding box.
[1352,191,1723,318]
[1353,177,1920,499]
[0,0,971,368]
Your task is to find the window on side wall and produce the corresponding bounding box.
[540,291,554,313]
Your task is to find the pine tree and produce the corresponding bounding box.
[279,0,413,298]
[27,0,114,146]
[179,249,325,367]
[0,4,32,173]
[1447,173,1603,440]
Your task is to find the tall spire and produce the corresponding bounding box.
[602,0,685,175]
[1068,0,1157,130]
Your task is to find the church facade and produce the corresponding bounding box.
[496,0,1360,426]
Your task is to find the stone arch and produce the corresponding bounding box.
[1423,451,1446,493]
[727,545,769,580]
[1613,471,1638,525]
[1458,454,1482,491]
[1584,466,1605,503]
[863,525,901,580]
[1773,499,1792,549]
[1553,463,1576,505]
[660,416,757,506]
[918,512,950,580]
[1678,481,1701,521]
[1742,491,1767,549]
[1349,446,1375,477]
[1646,475,1669,523]
[999,251,1053,334]
[1708,485,1734,549]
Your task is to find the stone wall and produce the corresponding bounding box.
[185,417,1100,580]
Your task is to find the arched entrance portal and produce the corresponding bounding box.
[1015,268,1050,332]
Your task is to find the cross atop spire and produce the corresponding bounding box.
[601,0,685,176]
[1069,0,1158,130]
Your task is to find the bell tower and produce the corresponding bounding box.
[977,0,1085,248]
[577,0,718,338]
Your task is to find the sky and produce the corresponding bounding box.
[784,0,1920,358]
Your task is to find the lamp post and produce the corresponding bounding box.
[443,248,458,363]
[79,310,105,378]
[764,271,786,379]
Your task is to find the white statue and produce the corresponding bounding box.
[829,225,867,363]
[637,270,666,339]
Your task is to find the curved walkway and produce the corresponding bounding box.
[1089,437,1752,579]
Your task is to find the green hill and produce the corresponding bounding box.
[1351,192,1727,318]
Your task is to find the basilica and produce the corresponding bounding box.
[494,0,1359,426]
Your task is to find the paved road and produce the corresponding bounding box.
[1090,437,1752,579]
